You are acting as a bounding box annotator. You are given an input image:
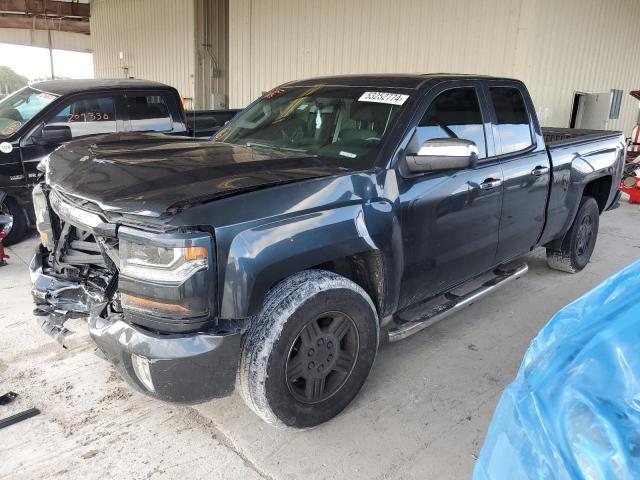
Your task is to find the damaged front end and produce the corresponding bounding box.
[30,183,242,403]
[31,184,119,346]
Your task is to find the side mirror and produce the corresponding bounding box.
[34,125,72,145]
[403,138,479,174]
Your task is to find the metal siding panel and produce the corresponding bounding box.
[90,0,196,106]
[228,0,640,135]
[194,0,228,109]
[228,0,524,106]
[519,0,640,135]
[0,29,91,51]
[228,0,252,108]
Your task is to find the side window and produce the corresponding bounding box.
[489,87,533,155]
[46,97,117,138]
[418,87,487,159]
[126,94,172,132]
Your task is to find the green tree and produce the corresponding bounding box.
[0,66,28,95]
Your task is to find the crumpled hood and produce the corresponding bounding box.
[46,133,356,216]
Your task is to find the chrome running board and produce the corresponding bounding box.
[387,263,528,342]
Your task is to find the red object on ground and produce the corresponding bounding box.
[0,231,9,266]
[621,176,640,204]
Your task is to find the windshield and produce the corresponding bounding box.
[0,87,58,138]
[214,86,410,166]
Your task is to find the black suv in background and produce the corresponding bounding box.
[0,79,238,244]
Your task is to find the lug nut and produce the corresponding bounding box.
[327,341,333,349]
[317,338,324,346]
[308,348,314,356]
[308,361,315,369]
[327,354,333,362]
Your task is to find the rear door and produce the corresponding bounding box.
[122,90,187,134]
[484,82,550,263]
[396,82,504,308]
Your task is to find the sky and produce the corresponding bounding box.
[0,43,93,80]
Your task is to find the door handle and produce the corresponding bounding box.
[479,178,502,190]
[531,165,550,176]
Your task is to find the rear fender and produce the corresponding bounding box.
[545,148,620,250]
[219,201,400,319]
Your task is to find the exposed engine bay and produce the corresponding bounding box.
[31,185,120,346]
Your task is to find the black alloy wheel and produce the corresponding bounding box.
[575,213,594,261]
[285,312,359,404]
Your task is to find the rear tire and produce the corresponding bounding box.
[1,196,28,246]
[546,196,599,273]
[238,270,379,429]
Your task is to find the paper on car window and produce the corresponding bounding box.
[37,92,57,101]
[358,91,409,106]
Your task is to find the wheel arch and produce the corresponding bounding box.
[545,175,609,251]
[582,175,612,213]
[218,202,399,319]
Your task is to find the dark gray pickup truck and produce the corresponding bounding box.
[30,74,624,429]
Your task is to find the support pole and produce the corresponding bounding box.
[48,28,54,79]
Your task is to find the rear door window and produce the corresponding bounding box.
[417,87,487,159]
[126,94,172,132]
[46,96,117,138]
[489,87,533,155]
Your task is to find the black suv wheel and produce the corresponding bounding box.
[238,270,379,429]
[0,196,28,246]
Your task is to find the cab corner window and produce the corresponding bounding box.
[489,87,533,155]
[418,87,487,159]
[126,95,172,132]
[46,97,117,139]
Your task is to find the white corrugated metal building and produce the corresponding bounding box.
[87,0,640,133]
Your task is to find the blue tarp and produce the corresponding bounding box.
[474,260,640,480]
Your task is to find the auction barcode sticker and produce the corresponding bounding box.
[358,91,409,106]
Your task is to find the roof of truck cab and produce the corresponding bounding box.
[284,73,515,90]
[29,79,174,96]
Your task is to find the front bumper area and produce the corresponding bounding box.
[31,249,110,345]
[89,314,241,403]
[31,250,242,403]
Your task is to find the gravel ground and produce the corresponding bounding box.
[1,201,639,480]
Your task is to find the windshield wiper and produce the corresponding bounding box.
[246,142,316,155]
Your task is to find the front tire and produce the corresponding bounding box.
[546,196,600,273]
[1,196,28,246]
[238,270,379,429]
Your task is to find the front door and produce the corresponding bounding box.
[20,93,122,185]
[396,84,503,309]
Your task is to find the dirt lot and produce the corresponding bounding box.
[1,201,639,480]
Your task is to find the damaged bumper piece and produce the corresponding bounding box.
[31,250,242,403]
[31,251,110,346]
[89,314,241,402]
[30,186,242,404]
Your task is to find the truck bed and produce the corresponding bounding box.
[539,127,625,248]
[542,127,622,148]
[186,109,242,138]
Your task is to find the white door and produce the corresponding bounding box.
[576,92,612,130]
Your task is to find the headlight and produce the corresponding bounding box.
[119,239,208,284]
[32,184,54,249]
